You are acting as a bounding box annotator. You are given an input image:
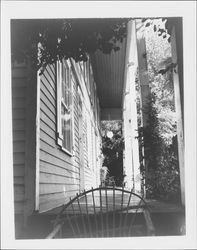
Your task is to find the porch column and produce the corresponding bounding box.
[123,20,141,193]
[171,23,185,206]
[136,20,151,196]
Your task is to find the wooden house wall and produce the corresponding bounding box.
[12,63,37,219]
[12,64,27,214]
[38,61,101,213]
[38,64,79,212]
[73,62,100,191]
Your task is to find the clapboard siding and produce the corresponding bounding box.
[12,77,27,87]
[12,61,37,221]
[40,183,79,195]
[40,120,56,139]
[39,192,78,212]
[12,108,26,119]
[39,64,80,212]
[13,141,25,153]
[40,130,56,148]
[12,119,25,130]
[40,150,73,170]
[14,165,25,176]
[40,87,56,111]
[12,98,26,109]
[13,152,25,164]
[41,78,56,100]
[13,131,25,141]
[38,60,101,212]
[12,65,27,214]
[40,162,80,177]
[40,172,79,184]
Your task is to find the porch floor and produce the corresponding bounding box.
[18,191,185,239]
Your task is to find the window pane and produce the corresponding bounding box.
[62,66,66,101]
[61,104,71,151]
[58,60,72,153]
[62,64,70,108]
[66,72,70,108]
[65,114,71,151]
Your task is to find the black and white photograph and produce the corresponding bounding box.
[1,1,196,249]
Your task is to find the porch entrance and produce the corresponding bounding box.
[101,120,124,187]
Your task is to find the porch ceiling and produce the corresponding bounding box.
[91,38,127,120]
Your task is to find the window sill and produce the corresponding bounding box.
[57,137,73,157]
[60,146,73,157]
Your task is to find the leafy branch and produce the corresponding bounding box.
[11,18,130,73]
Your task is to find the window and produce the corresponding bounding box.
[57,59,73,154]
[79,60,90,93]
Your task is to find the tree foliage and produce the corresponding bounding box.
[11,18,129,73]
[136,19,181,203]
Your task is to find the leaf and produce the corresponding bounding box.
[11,18,129,71]
[145,22,151,27]
[113,46,120,52]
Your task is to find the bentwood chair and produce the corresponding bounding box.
[46,186,155,238]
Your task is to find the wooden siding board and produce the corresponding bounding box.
[12,68,28,78]
[39,197,68,213]
[13,131,25,141]
[40,120,56,139]
[40,191,78,210]
[47,64,56,78]
[44,65,56,85]
[12,108,26,119]
[40,172,79,184]
[40,130,56,148]
[40,102,56,125]
[12,87,26,98]
[24,67,37,218]
[12,119,25,130]
[12,98,26,109]
[38,60,101,212]
[40,150,73,171]
[40,141,72,165]
[12,65,26,217]
[13,152,25,165]
[14,201,24,214]
[40,162,80,177]
[12,77,27,87]
[40,90,56,116]
[40,111,56,132]
[13,165,25,177]
[40,138,55,149]
[40,78,56,103]
[14,176,25,185]
[40,183,79,195]
[13,141,25,153]
[41,67,56,91]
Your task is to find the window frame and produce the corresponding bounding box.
[56,59,73,156]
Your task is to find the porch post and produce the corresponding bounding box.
[170,23,185,206]
[136,20,151,197]
[123,20,141,193]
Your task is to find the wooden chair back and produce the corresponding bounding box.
[46,187,155,238]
